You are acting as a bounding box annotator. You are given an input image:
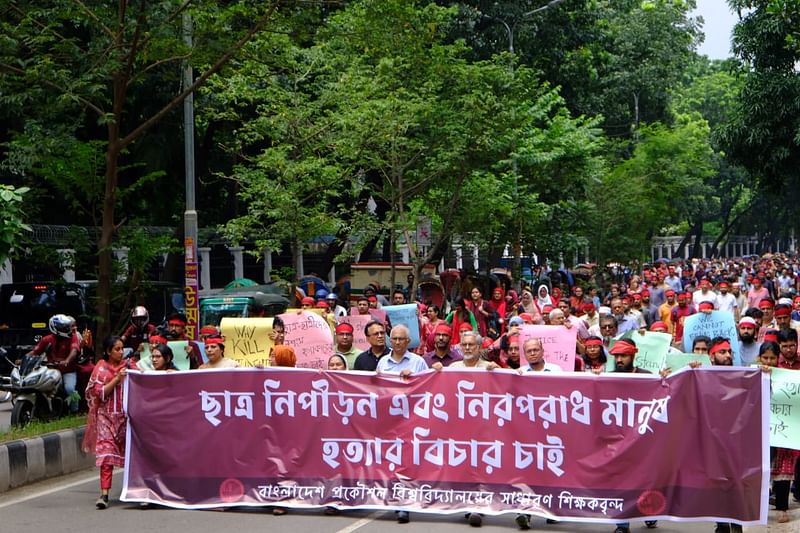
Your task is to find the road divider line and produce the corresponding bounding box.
[0,469,120,509]
[334,510,387,533]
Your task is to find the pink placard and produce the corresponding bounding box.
[519,325,577,372]
[336,314,373,352]
[278,311,334,369]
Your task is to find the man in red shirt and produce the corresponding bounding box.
[27,314,80,413]
[670,292,696,346]
[120,306,158,354]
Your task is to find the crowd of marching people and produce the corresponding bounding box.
[37,253,800,530]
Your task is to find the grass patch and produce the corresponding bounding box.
[0,414,86,444]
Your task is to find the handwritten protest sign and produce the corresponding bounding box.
[769,368,800,450]
[336,314,372,352]
[682,311,741,365]
[665,352,711,370]
[279,311,334,369]
[368,308,387,325]
[384,304,421,349]
[519,325,576,371]
[605,332,672,373]
[220,318,274,367]
[139,341,196,371]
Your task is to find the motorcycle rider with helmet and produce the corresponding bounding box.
[26,314,81,413]
[120,306,158,356]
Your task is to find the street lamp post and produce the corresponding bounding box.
[183,13,199,340]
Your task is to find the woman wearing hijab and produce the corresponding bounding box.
[517,289,542,323]
[445,299,478,346]
[271,345,297,367]
[488,287,507,336]
[533,286,554,321]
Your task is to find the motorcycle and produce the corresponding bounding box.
[0,348,69,427]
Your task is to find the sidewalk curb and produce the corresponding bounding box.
[0,426,95,493]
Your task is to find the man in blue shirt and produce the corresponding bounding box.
[376,325,428,377]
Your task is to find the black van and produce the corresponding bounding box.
[0,281,185,373]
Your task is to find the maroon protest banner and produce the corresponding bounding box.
[122,368,768,525]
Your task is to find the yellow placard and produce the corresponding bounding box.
[220,317,274,368]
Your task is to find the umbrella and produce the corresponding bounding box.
[224,278,258,289]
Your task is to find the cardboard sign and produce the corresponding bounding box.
[519,324,577,371]
[336,314,373,352]
[279,311,334,369]
[769,367,800,450]
[682,311,741,365]
[383,304,421,349]
[139,340,198,371]
[605,331,672,373]
[220,317,274,368]
[665,352,712,370]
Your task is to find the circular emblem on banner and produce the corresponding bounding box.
[219,478,245,503]
[636,490,666,515]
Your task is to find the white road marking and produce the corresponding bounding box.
[334,510,387,533]
[0,469,120,509]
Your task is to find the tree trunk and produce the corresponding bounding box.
[96,140,120,359]
[674,231,693,260]
[690,224,703,258]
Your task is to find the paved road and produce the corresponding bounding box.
[0,470,795,533]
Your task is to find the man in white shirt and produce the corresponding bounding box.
[715,281,738,318]
[376,324,428,376]
[692,279,718,309]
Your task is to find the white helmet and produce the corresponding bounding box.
[131,306,149,329]
[48,314,74,338]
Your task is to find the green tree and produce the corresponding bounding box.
[0,0,283,348]
[722,0,800,193]
[590,115,716,264]
[0,185,31,264]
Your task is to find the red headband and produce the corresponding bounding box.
[698,302,715,312]
[709,340,731,355]
[204,336,224,346]
[301,297,315,305]
[775,307,791,317]
[199,326,218,335]
[433,324,452,336]
[150,335,167,345]
[609,340,637,356]
[759,299,774,309]
[764,333,779,343]
[168,319,186,326]
[650,321,668,332]
[335,323,354,334]
[584,338,603,347]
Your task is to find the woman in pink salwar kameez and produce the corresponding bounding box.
[82,336,137,509]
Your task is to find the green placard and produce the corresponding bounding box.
[664,352,712,370]
[770,367,800,450]
[606,331,671,373]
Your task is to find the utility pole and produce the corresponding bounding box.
[183,14,199,340]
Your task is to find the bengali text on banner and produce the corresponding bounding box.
[122,367,769,524]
